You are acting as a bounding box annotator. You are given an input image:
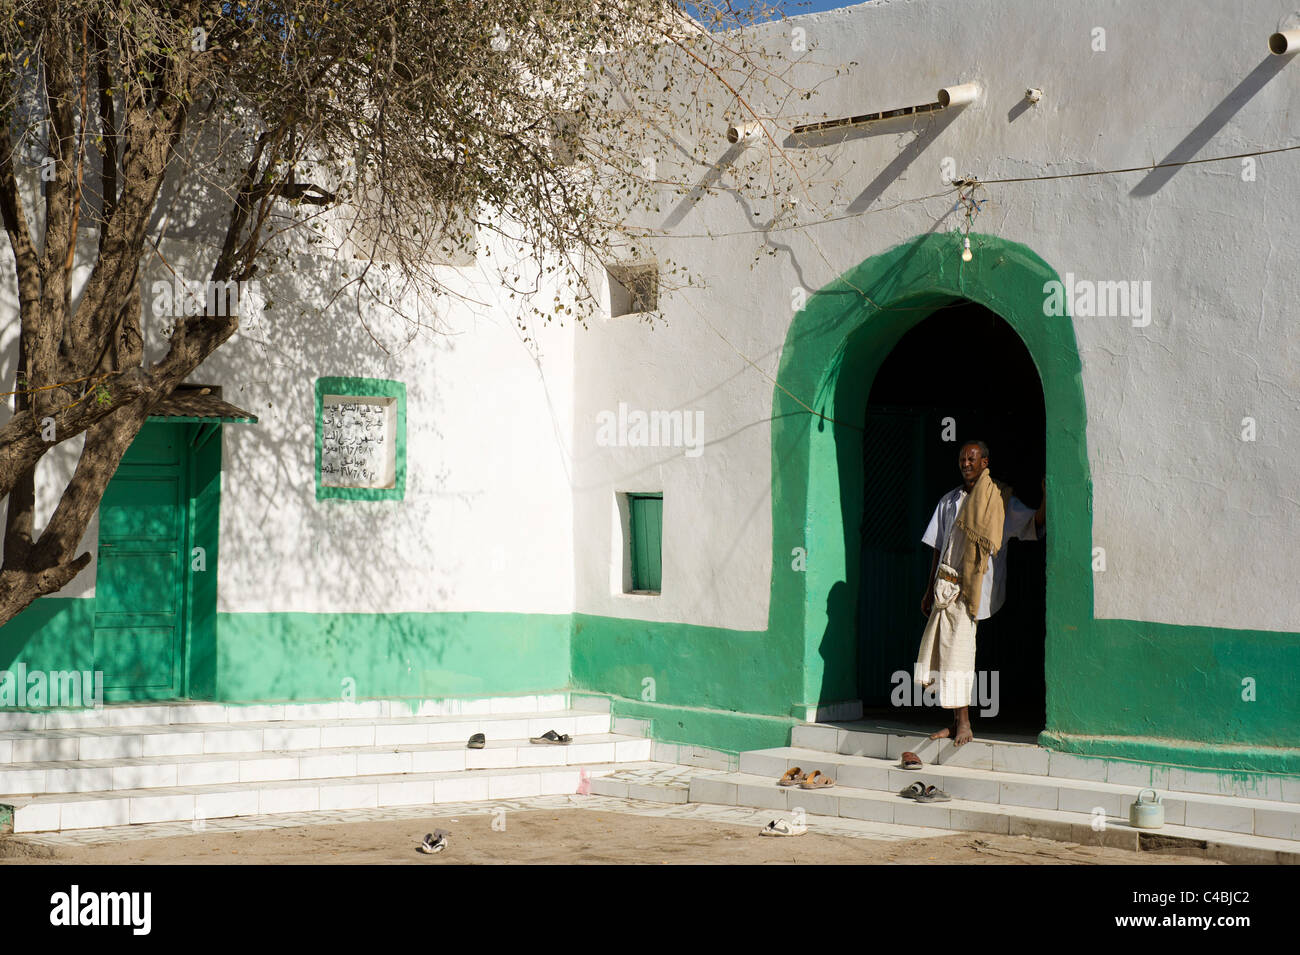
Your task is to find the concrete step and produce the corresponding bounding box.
[587,761,701,804]
[0,709,611,765]
[686,769,1300,863]
[3,761,629,833]
[734,746,1300,841]
[0,733,651,797]
[792,722,1300,802]
[0,693,573,732]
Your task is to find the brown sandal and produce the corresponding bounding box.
[799,769,835,789]
[778,767,806,787]
[900,751,923,770]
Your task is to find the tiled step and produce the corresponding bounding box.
[0,709,611,766]
[0,693,571,732]
[732,746,1300,841]
[791,723,1300,802]
[0,733,651,796]
[4,762,628,833]
[686,769,1300,863]
[587,761,705,804]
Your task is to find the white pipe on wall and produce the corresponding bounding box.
[1269,29,1300,55]
[937,83,981,108]
[726,121,762,145]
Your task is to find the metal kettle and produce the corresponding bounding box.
[1129,788,1164,829]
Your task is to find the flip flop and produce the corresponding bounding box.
[760,818,802,836]
[777,767,807,787]
[799,769,835,789]
[529,729,572,744]
[898,781,928,800]
[916,784,951,803]
[900,751,923,770]
[467,733,485,749]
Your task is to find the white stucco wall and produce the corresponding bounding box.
[191,229,578,615]
[573,0,1300,634]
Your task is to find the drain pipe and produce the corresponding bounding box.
[1269,29,1300,54]
[937,82,981,107]
[726,121,762,145]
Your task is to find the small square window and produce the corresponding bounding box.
[626,492,663,594]
[315,377,406,501]
[607,264,658,316]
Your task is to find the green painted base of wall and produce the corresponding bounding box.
[214,611,571,702]
[570,612,801,715]
[605,696,798,756]
[1,601,570,705]
[1051,618,1299,753]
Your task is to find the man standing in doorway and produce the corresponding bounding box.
[915,440,1045,746]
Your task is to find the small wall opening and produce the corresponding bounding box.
[607,263,658,317]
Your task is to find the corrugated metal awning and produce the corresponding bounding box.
[148,386,258,424]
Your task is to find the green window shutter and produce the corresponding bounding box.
[629,494,663,592]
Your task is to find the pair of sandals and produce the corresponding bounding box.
[466,729,573,749]
[777,767,835,789]
[898,781,950,803]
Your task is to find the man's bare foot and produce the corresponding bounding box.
[928,721,975,746]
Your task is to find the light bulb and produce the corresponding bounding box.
[961,237,973,262]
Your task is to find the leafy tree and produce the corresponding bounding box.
[0,0,825,626]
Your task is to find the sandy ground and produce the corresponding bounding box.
[0,810,1221,865]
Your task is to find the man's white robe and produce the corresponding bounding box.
[914,486,1040,708]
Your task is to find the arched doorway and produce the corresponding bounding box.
[858,301,1047,731]
[767,232,1091,742]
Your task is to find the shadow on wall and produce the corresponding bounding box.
[1130,55,1288,197]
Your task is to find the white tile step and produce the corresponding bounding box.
[0,694,573,732]
[734,747,1300,841]
[587,761,698,804]
[0,733,651,797]
[790,723,1300,801]
[687,770,1300,864]
[4,762,629,833]
[0,710,612,765]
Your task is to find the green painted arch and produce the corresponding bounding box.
[769,231,1092,732]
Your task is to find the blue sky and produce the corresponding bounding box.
[681,1,865,23]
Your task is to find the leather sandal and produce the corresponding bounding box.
[915,784,951,803]
[799,769,835,789]
[900,751,923,770]
[778,767,807,787]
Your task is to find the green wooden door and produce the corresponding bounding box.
[93,423,189,700]
[857,407,929,706]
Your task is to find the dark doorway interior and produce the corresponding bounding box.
[857,300,1046,733]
